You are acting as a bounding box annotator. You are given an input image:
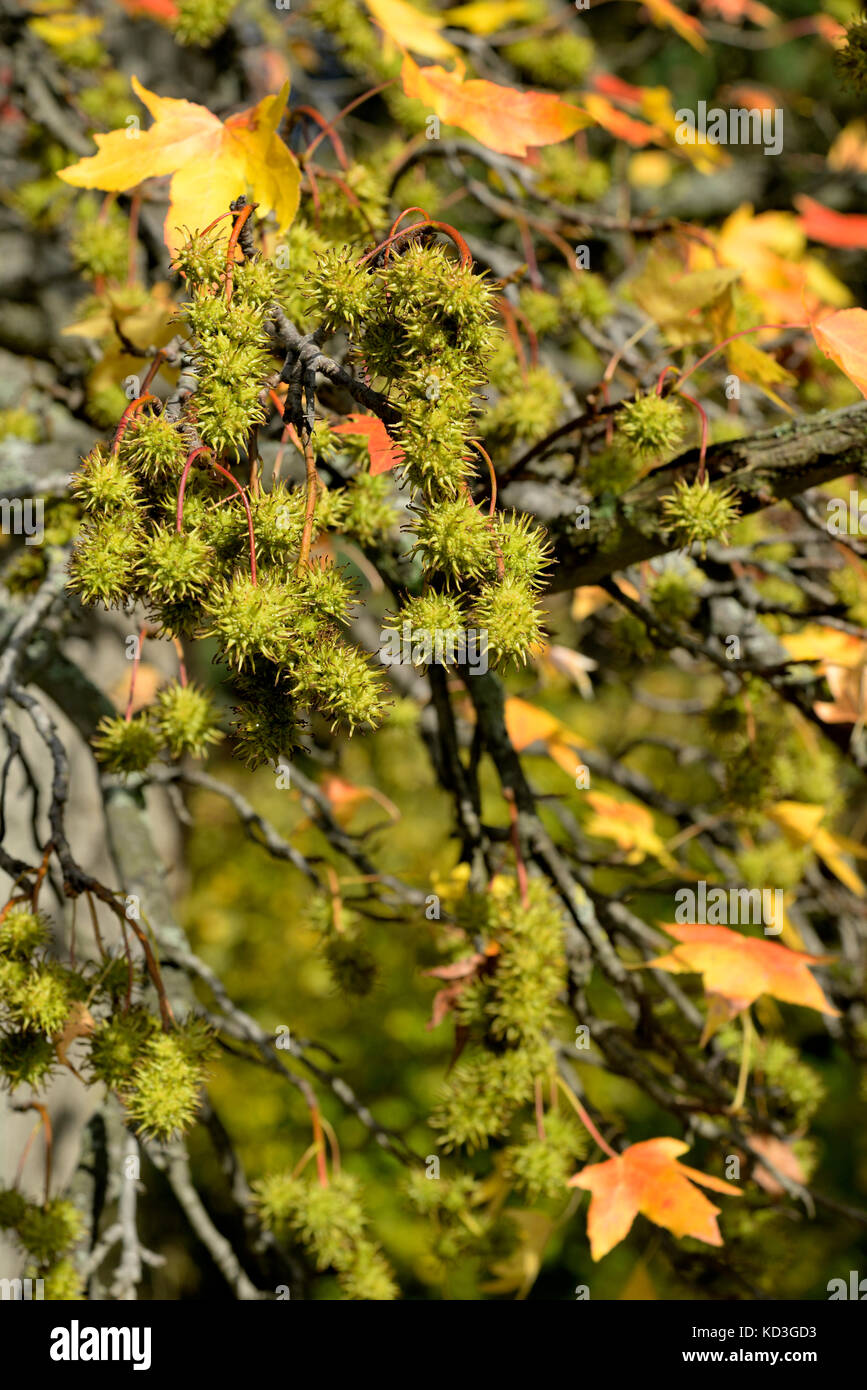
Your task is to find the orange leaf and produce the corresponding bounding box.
[795,195,867,250]
[811,308,867,399]
[641,0,708,51]
[58,77,299,254]
[53,1001,96,1074]
[649,923,839,1021]
[568,1137,740,1260]
[400,54,590,157]
[581,93,664,147]
[116,0,179,18]
[331,415,405,475]
[320,774,400,824]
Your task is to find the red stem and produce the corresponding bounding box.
[678,391,709,481]
[303,79,396,160]
[294,105,349,169]
[111,393,157,455]
[674,322,807,392]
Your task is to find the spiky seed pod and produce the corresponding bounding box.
[15,1199,83,1264]
[481,367,564,446]
[503,1113,589,1203]
[194,379,268,461]
[88,1007,157,1090]
[0,906,51,959]
[378,243,496,349]
[203,573,300,670]
[394,591,467,661]
[171,230,226,284]
[229,686,303,769]
[410,497,494,583]
[70,217,128,282]
[617,392,685,461]
[397,399,475,498]
[0,957,84,1035]
[0,1188,29,1230]
[258,1170,367,1271]
[40,1258,84,1301]
[648,566,702,621]
[323,934,378,997]
[298,560,358,625]
[472,576,545,667]
[69,449,141,513]
[336,1241,399,1301]
[661,475,741,554]
[232,258,280,309]
[121,414,188,482]
[306,247,377,333]
[154,681,223,760]
[246,485,306,564]
[92,713,161,775]
[339,473,398,547]
[141,526,214,603]
[171,0,236,46]
[122,1022,213,1141]
[835,19,867,91]
[431,1045,547,1154]
[493,512,552,590]
[0,1029,56,1090]
[295,637,386,732]
[68,520,144,609]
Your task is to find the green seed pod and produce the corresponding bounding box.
[92,713,161,775]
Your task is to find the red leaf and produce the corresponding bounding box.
[332,415,405,475]
[795,195,867,250]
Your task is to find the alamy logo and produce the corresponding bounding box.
[379,623,489,675]
[675,880,782,935]
[0,498,44,545]
[0,1277,44,1299]
[675,101,783,156]
[49,1320,152,1371]
[827,1271,867,1299]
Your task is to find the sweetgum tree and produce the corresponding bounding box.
[0,0,866,1300]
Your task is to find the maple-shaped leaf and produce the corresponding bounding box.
[583,789,681,873]
[568,1137,740,1260]
[331,415,405,476]
[364,0,458,59]
[649,923,839,1024]
[58,77,299,254]
[795,195,867,251]
[401,54,590,157]
[811,308,867,399]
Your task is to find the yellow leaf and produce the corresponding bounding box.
[364,0,458,58]
[58,77,299,255]
[726,337,796,410]
[768,801,867,898]
[29,13,103,47]
[440,0,533,34]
